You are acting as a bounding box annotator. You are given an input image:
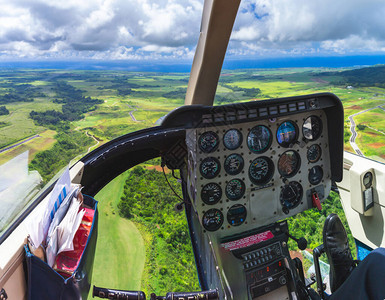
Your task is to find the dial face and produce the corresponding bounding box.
[303,116,323,141]
[224,154,244,175]
[278,150,301,178]
[307,144,322,163]
[200,157,221,179]
[227,204,247,227]
[199,131,219,153]
[202,209,224,232]
[201,183,222,205]
[280,181,303,209]
[277,121,298,147]
[225,179,245,200]
[223,129,243,150]
[247,125,272,154]
[249,156,274,185]
[308,166,323,185]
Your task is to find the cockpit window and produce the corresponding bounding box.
[0,71,187,237]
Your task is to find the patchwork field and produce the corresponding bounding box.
[1,66,385,295]
[0,66,384,176]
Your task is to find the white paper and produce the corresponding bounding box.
[46,198,85,267]
[26,166,71,248]
[46,185,79,244]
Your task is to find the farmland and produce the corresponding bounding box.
[1,65,385,295]
[1,67,385,170]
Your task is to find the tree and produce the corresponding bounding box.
[0,106,9,115]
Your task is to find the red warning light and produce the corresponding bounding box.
[279,261,282,267]
[267,267,270,272]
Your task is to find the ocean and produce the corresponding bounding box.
[0,55,384,72]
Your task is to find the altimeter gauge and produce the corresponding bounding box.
[247,125,272,154]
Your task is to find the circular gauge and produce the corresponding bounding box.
[225,179,245,200]
[278,150,301,178]
[227,204,247,227]
[363,172,373,189]
[307,144,322,163]
[249,156,275,185]
[200,157,221,179]
[303,116,323,141]
[277,121,298,147]
[280,181,303,209]
[224,154,244,175]
[199,131,219,153]
[247,125,272,154]
[308,166,323,185]
[201,183,222,205]
[202,209,224,232]
[223,129,243,150]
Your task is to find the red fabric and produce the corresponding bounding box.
[54,207,94,277]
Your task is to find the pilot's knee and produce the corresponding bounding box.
[370,247,385,257]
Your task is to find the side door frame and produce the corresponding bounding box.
[337,151,385,256]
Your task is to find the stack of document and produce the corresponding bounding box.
[26,167,87,267]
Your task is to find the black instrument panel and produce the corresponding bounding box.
[189,110,331,235]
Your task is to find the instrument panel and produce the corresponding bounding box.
[187,111,331,236]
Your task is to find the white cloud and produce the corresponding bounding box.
[0,0,384,60]
[0,0,203,59]
[229,0,385,57]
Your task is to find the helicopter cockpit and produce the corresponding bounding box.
[89,92,344,300]
[157,92,343,299]
[2,1,383,300]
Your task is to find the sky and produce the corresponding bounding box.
[1,0,385,61]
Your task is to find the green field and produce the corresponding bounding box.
[89,171,145,298]
[1,67,385,167]
[1,66,385,295]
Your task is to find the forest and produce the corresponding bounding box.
[0,93,33,104]
[288,191,356,257]
[29,131,93,182]
[326,65,385,88]
[118,166,200,293]
[0,83,44,104]
[30,82,103,127]
[118,164,356,292]
[28,82,103,181]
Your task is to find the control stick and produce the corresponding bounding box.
[285,232,308,250]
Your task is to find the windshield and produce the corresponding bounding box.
[2,66,385,236]
[1,2,385,297]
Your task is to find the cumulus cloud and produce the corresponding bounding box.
[0,0,202,59]
[230,0,385,56]
[0,0,384,59]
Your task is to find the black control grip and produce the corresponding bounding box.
[93,285,146,300]
[165,289,219,300]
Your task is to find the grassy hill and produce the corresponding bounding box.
[88,171,146,298]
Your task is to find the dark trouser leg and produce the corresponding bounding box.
[329,247,385,300]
